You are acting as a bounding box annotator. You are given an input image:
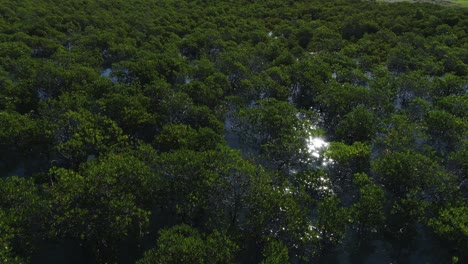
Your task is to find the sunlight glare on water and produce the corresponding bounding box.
[304,132,333,166]
[295,113,333,167]
[306,137,329,158]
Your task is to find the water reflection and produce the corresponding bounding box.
[306,137,329,158]
[101,68,112,77]
[295,112,332,166]
[296,120,335,195]
[100,68,119,83]
[303,129,333,167]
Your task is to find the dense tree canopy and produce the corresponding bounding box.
[0,0,467,263]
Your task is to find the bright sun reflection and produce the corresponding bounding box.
[304,135,333,166]
[306,137,329,158]
[295,114,334,167]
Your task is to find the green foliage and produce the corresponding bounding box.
[315,80,370,128]
[261,239,289,264]
[0,111,41,151]
[53,109,129,167]
[325,141,371,180]
[289,57,331,108]
[316,196,350,247]
[46,153,154,261]
[352,173,386,235]
[377,113,427,152]
[450,139,468,178]
[136,224,237,264]
[155,145,260,229]
[154,124,223,152]
[372,150,440,197]
[428,204,468,252]
[424,109,466,151]
[246,173,317,260]
[0,177,46,263]
[237,98,310,169]
[0,0,466,262]
[0,214,27,263]
[97,83,155,135]
[336,106,378,143]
